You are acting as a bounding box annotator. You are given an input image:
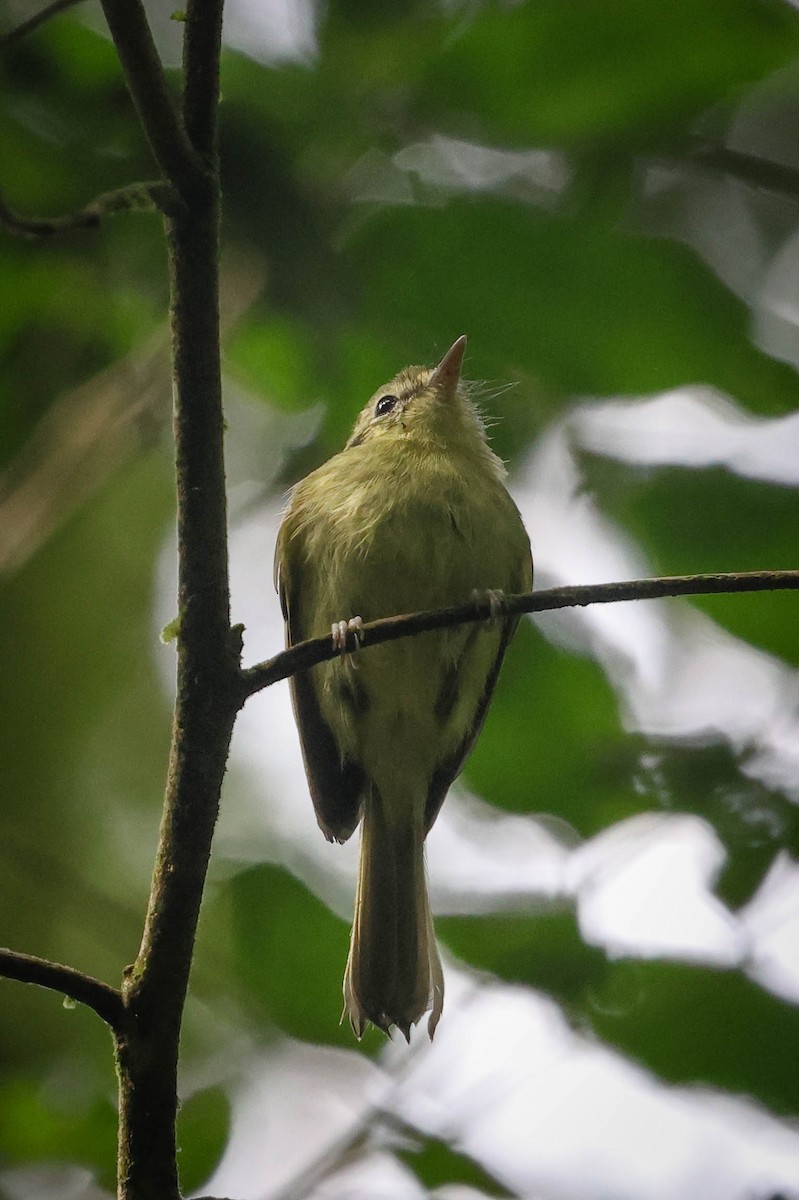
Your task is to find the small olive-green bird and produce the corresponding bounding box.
[274,336,532,1039]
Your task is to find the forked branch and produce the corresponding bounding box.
[99,0,206,199]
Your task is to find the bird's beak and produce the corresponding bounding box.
[429,335,467,395]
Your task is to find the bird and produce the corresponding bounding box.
[274,336,532,1039]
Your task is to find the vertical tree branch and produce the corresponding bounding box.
[181,0,225,159]
[104,0,234,1196]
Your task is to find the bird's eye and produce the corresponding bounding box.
[375,394,398,417]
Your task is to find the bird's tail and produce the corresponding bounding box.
[343,788,444,1040]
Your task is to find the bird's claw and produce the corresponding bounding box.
[472,588,506,624]
[332,616,364,663]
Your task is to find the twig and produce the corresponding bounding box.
[0,180,179,239]
[0,0,84,49]
[0,947,123,1029]
[240,570,799,700]
[99,0,205,200]
[689,141,799,201]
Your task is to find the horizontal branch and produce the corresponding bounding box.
[240,570,799,701]
[0,180,178,239]
[0,947,123,1029]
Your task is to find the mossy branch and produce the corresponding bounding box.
[0,181,179,238]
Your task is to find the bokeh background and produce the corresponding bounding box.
[2,1,799,1197]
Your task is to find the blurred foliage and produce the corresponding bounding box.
[441,905,610,1006]
[228,863,365,1051]
[0,1072,117,1190]
[464,620,641,834]
[443,906,799,1114]
[398,1134,513,1197]
[580,455,799,657]
[175,1086,229,1196]
[589,959,799,1116]
[1,0,799,1196]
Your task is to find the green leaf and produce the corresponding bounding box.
[348,201,799,414]
[177,1087,229,1196]
[0,1076,117,1190]
[400,1134,514,1197]
[465,621,642,837]
[589,960,799,1115]
[225,315,317,411]
[443,906,799,1114]
[420,0,799,145]
[631,741,799,909]
[579,456,799,660]
[440,906,609,1007]
[228,863,381,1050]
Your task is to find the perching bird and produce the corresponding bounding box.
[275,336,532,1039]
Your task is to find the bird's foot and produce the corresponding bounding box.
[472,588,506,625]
[332,616,364,665]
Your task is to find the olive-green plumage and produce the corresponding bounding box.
[274,337,532,1039]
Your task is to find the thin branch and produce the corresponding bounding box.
[0,947,123,1029]
[241,570,799,701]
[99,0,205,200]
[689,141,799,201]
[0,0,84,49]
[0,180,179,239]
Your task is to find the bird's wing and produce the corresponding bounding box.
[275,531,364,844]
[423,617,518,833]
[424,535,532,833]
